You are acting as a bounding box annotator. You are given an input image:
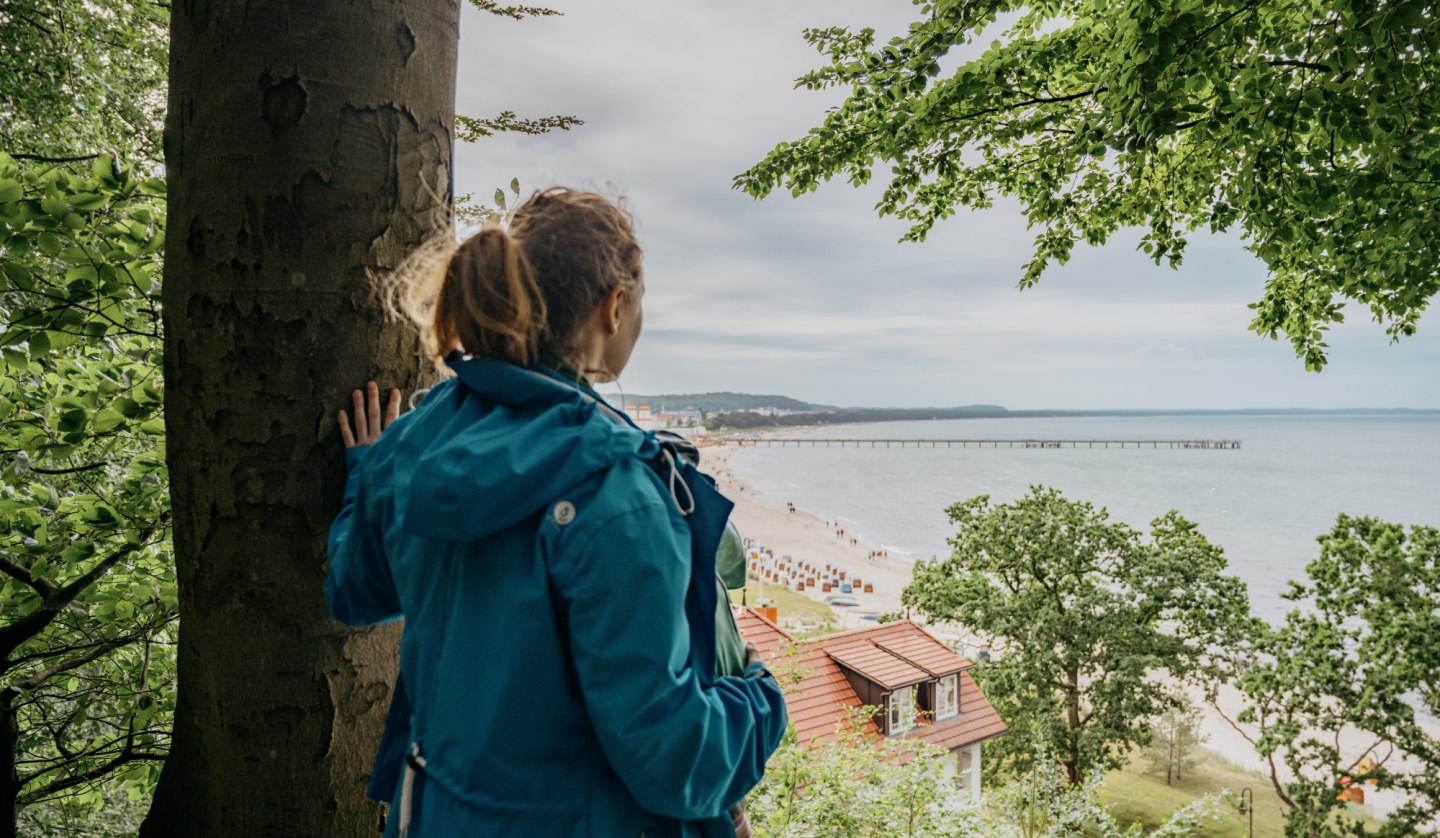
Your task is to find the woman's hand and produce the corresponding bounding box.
[745,642,765,669]
[339,381,402,448]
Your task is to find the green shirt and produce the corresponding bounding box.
[714,521,749,677]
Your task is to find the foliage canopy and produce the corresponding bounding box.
[1224,515,1440,837]
[737,0,1440,369]
[0,0,167,162]
[903,487,1251,785]
[0,151,172,834]
[1,3,171,834]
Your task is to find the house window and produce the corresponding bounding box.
[956,743,980,798]
[888,685,915,734]
[936,674,959,719]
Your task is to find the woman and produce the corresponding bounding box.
[326,188,786,837]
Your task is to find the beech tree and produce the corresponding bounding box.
[1222,515,1440,838]
[902,487,1252,785]
[139,2,457,834]
[4,1,575,833]
[736,0,1440,370]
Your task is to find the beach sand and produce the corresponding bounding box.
[706,444,940,636]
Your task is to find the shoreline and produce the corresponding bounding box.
[708,441,1422,823]
[705,443,917,630]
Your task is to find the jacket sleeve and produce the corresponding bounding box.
[550,497,788,821]
[325,446,401,626]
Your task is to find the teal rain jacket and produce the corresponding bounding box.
[326,357,787,837]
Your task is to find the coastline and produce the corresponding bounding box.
[705,442,916,628]
[707,436,1423,823]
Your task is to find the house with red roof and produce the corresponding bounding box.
[734,606,1007,799]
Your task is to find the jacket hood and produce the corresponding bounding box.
[383,357,657,543]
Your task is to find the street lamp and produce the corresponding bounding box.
[1237,787,1254,837]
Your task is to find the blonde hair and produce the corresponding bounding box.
[385,188,641,369]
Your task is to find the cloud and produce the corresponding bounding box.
[454,1,1440,408]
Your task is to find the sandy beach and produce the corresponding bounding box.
[705,442,920,630]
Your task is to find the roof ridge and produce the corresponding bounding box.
[869,637,946,677]
[802,618,917,647]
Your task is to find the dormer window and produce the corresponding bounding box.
[888,685,915,734]
[936,674,959,719]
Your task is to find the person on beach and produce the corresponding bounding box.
[326,188,787,837]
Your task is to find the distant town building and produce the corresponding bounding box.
[735,607,1007,800]
[623,402,704,432]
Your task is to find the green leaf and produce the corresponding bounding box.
[2,262,32,290]
[91,409,125,433]
[0,178,21,204]
[92,155,116,183]
[27,330,51,356]
[70,192,107,211]
[57,408,90,433]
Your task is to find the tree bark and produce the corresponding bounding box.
[2,689,17,838]
[143,1,457,834]
[1064,666,1081,785]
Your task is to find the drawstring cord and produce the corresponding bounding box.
[661,448,695,517]
[398,743,427,838]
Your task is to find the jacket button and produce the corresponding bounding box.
[552,500,576,525]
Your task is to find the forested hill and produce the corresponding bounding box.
[619,392,834,413]
[708,405,1010,430]
[701,405,1437,430]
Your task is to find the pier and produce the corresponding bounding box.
[722,438,1241,449]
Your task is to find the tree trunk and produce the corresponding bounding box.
[1064,666,1081,785]
[143,2,458,834]
[2,690,16,838]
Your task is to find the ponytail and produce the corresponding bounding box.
[382,188,639,372]
[434,229,546,366]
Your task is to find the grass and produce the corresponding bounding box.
[1101,751,1382,836]
[738,577,839,636]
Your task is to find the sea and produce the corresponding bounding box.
[727,414,1440,624]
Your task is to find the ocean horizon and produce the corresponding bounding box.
[726,413,1440,624]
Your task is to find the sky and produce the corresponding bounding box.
[452,1,1440,410]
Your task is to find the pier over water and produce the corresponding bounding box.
[722,438,1242,450]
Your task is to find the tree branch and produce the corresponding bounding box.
[26,462,107,476]
[0,526,159,659]
[3,628,157,672]
[15,633,143,691]
[18,747,167,804]
[0,554,57,599]
[9,153,100,164]
[1268,58,1332,72]
[938,87,1108,129]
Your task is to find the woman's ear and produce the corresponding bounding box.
[601,285,626,337]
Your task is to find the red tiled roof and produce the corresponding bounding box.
[734,608,792,655]
[827,643,930,689]
[872,632,967,677]
[734,608,1008,752]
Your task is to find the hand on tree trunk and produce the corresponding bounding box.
[339,382,402,448]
